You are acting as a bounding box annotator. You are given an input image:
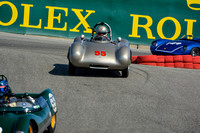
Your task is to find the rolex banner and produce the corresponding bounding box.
[0,0,199,45]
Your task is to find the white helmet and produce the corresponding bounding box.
[96,26,108,35]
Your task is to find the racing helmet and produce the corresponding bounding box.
[0,80,9,94]
[96,26,108,35]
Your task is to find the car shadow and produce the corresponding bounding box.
[49,64,122,78]
[49,64,69,76]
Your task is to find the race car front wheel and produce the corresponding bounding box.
[47,114,56,133]
[69,61,76,75]
[29,124,33,133]
[190,47,200,56]
[122,67,129,78]
[29,122,37,133]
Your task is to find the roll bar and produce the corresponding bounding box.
[90,22,112,41]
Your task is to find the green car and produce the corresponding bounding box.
[0,89,57,133]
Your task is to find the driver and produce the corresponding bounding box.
[0,79,16,107]
[0,79,11,94]
[94,25,110,41]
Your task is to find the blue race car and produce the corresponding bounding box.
[150,35,200,56]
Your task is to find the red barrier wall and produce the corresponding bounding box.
[131,55,200,69]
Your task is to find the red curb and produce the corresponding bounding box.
[157,63,165,67]
[165,63,174,68]
[137,55,157,63]
[157,56,164,63]
[173,55,183,63]
[131,56,138,63]
[184,63,193,69]
[193,64,200,69]
[164,56,173,63]
[139,63,157,66]
[183,55,193,63]
[131,55,200,70]
[192,56,200,64]
[174,63,184,68]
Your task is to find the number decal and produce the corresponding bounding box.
[95,51,100,56]
[95,51,106,56]
[101,51,106,56]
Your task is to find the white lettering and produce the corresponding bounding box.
[166,42,182,45]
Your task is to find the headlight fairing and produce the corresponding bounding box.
[116,46,130,65]
[70,42,84,62]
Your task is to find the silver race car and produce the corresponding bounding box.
[67,22,132,77]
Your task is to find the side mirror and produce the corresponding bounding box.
[117,37,122,42]
[80,34,85,40]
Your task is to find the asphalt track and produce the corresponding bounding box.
[0,32,200,133]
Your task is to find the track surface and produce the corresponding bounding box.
[0,32,200,133]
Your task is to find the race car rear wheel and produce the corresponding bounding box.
[190,47,200,56]
[68,61,76,75]
[122,67,129,78]
[47,114,56,133]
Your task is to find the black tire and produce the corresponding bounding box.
[46,114,56,133]
[67,47,70,60]
[122,67,129,78]
[29,122,37,133]
[130,50,132,62]
[190,47,200,56]
[68,61,76,75]
[151,51,156,55]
